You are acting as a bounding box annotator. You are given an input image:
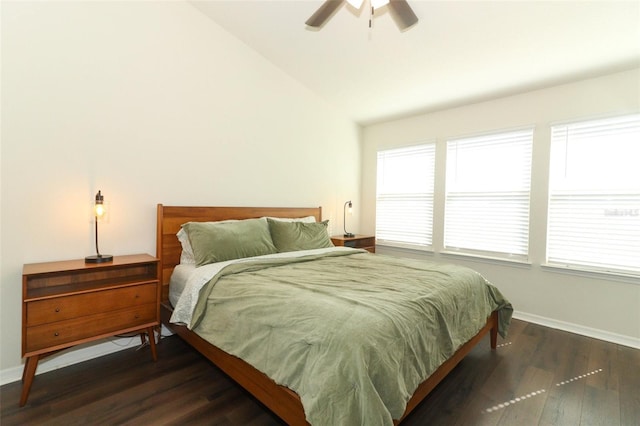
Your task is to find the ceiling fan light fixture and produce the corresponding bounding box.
[306,0,417,30]
[371,0,390,9]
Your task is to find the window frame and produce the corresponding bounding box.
[442,126,534,261]
[545,113,640,277]
[375,142,436,251]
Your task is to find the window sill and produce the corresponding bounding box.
[439,250,532,268]
[377,244,531,268]
[541,263,640,284]
[377,242,433,253]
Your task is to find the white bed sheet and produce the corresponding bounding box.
[169,246,358,328]
[168,264,196,308]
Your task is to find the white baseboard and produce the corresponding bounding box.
[0,326,174,387]
[0,338,140,386]
[513,311,640,349]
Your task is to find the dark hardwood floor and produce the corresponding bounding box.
[2,319,638,425]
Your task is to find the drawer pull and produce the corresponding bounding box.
[55,307,60,313]
[135,314,140,319]
[54,332,59,337]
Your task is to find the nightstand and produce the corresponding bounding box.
[331,235,376,253]
[20,254,160,406]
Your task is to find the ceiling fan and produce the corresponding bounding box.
[306,0,418,31]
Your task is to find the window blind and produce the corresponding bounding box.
[376,143,435,248]
[548,114,640,275]
[444,128,533,258]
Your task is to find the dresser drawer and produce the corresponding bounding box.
[25,302,157,354]
[26,283,157,326]
[20,254,160,406]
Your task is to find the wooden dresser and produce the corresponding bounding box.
[20,254,160,406]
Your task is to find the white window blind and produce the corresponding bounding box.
[444,128,533,258]
[376,143,435,248]
[548,114,640,275]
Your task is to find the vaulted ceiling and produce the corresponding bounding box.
[190,1,640,125]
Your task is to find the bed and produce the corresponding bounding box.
[156,204,512,425]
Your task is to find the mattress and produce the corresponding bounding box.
[168,264,195,307]
[168,247,352,325]
[188,250,512,425]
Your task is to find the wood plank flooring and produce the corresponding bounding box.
[2,319,638,425]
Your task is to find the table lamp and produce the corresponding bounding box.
[85,190,113,263]
[343,200,354,238]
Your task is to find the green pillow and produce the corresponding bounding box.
[182,218,277,266]
[267,218,334,253]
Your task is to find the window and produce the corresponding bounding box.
[444,128,533,259]
[548,114,640,275]
[376,143,435,248]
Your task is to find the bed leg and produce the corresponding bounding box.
[490,326,497,349]
[490,311,498,349]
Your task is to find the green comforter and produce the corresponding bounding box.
[191,250,512,425]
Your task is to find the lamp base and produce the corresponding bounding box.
[85,254,113,264]
[343,233,355,238]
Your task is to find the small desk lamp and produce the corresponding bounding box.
[85,190,113,263]
[343,200,354,238]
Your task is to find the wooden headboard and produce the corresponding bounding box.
[156,204,322,303]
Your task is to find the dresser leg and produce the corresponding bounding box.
[147,327,158,362]
[20,355,40,407]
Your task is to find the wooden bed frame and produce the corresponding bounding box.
[156,204,499,425]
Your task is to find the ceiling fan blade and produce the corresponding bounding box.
[305,0,345,28]
[388,0,418,30]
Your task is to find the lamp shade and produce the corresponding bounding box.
[94,192,106,218]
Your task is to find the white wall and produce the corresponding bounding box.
[361,69,640,347]
[0,1,361,379]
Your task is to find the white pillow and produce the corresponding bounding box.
[265,215,317,223]
[177,227,196,264]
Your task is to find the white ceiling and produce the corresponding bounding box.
[190,1,640,125]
